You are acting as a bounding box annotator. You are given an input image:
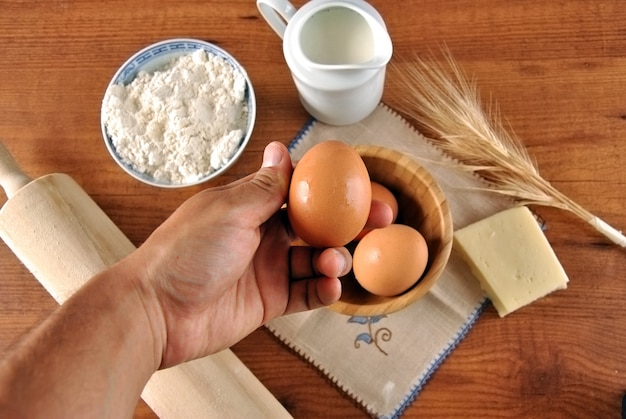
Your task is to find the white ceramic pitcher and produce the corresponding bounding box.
[257,0,393,125]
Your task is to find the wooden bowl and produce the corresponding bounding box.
[328,145,453,316]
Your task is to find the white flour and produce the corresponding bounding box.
[102,49,249,184]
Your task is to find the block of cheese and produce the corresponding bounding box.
[453,206,569,317]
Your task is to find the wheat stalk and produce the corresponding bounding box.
[389,51,626,248]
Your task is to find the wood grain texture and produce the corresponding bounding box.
[1,0,625,417]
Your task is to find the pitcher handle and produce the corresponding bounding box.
[256,0,297,39]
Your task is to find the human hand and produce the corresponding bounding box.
[124,141,391,368]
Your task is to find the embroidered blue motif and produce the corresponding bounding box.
[349,316,392,356]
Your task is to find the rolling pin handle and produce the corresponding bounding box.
[0,141,33,199]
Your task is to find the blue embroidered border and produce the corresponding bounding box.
[386,298,489,419]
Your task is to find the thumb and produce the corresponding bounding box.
[237,141,292,223]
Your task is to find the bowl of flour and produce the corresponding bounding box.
[101,38,256,187]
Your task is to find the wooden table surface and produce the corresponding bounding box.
[1,0,625,417]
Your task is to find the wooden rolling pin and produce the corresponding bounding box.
[0,141,291,419]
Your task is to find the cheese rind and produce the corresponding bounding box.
[453,206,569,317]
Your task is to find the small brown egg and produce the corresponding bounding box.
[354,181,399,240]
[353,224,429,297]
[371,181,399,221]
[288,140,371,247]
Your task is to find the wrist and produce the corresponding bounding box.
[106,250,167,372]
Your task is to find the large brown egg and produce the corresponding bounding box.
[288,140,371,247]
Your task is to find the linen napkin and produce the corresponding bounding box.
[266,103,515,418]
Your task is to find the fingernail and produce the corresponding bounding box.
[262,142,283,168]
[336,248,351,276]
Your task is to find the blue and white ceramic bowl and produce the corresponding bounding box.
[101,38,256,188]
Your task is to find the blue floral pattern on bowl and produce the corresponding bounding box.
[101,38,256,188]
